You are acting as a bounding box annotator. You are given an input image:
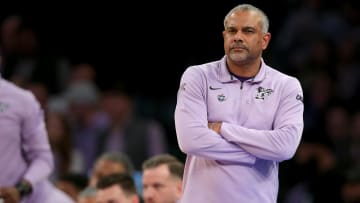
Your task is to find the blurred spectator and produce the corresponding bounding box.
[68,63,96,84]
[334,33,360,102]
[282,142,343,203]
[77,186,97,203]
[88,152,135,187]
[142,154,184,203]
[95,173,141,203]
[55,173,89,201]
[99,82,168,170]
[349,111,360,169]
[25,81,48,110]
[46,110,85,180]
[0,15,22,57]
[323,103,352,171]
[0,14,71,94]
[0,53,74,202]
[88,152,143,198]
[341,167,360,203]
[303,71,334,140]
[64,80,109,173]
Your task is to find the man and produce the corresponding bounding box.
[89,152,135,187]
[142,154,184,203]
[54,173,89,201]
[98,83,169,171]
[87,152,144,201]
[0,53,74,203]
[174,3,304,203]
[77,186,97,203]
[95,173,140,203]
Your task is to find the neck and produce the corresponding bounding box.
[227,58,261,78]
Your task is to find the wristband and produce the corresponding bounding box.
[15,180,33,198]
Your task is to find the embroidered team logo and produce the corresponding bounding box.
[180,83,186,91]
[217,94,226,102]
[296,94,304,103]
[255,87,273,100]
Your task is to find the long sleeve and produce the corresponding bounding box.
[175,66,256,165]
[220,77,304,162]
[21,92,54,185]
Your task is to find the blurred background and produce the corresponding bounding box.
[1,0,360,202]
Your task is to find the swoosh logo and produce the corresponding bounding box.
[209,86,222,90]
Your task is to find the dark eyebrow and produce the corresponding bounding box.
[242,26,256,30]
[226,25,256,30]
[225,25,238,31]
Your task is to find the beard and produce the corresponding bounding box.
[228,46,261,66]
[228,50,248,64]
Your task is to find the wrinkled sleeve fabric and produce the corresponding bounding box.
[220,77,304,162]
[175,66,256,165]
[21,92,54,185]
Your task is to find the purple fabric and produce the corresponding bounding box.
[174,56,304,203]
[0,76,74,203]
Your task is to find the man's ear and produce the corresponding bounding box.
[176,180,183,197]
[262,32,271,50]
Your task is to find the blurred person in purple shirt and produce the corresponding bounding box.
[0,54,74,202]
[174,3,304,203]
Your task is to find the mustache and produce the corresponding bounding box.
[230,43,248,50]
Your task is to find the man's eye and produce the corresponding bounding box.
[153,184,163,190]
[244,29,254,33]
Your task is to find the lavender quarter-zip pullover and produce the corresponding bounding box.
[0,76,74,203]
[175,56,304,203]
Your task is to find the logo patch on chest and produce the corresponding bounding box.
[217,94,226,102]
[255,87,273,100]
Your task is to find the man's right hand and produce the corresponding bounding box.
[208,122,222,133]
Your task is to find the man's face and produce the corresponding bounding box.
[222,10,270,66]
[142,164,182,203]
[96,185,134,203]
[89,160,127,187]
